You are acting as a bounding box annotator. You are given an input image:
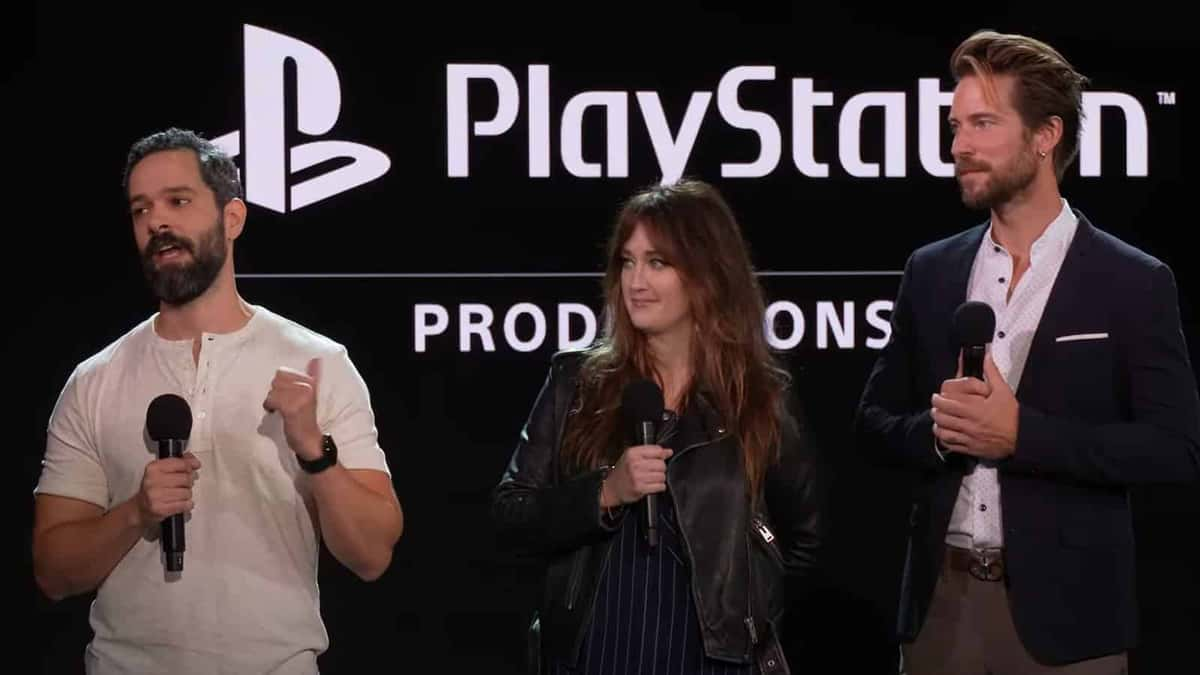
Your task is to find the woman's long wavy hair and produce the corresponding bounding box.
[561,179,790,504]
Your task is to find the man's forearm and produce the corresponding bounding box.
[34,498,144,601]
[307,467,403,581]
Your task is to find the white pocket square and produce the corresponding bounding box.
[1055,332,1109,343]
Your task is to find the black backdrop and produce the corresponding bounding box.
[23,4,1199,673]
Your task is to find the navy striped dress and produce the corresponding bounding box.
[550,407,754,675]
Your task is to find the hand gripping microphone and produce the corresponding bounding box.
[146,393,193,572]
[951,301,996,470]
[621,378,665,547]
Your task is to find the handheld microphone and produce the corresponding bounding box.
[621,378,664,547]
[954,301,996,381]
[951,301,995,470]
[146,393,193,572]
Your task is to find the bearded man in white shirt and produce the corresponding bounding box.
[32,127,404,675]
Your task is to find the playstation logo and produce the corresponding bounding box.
[213,25,390,213]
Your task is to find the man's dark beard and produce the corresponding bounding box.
[140,216,227,306]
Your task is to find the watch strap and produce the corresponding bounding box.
[299,434,338,474]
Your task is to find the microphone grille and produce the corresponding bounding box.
[621,378,664,424]
[146,393,193,440]
[953,301,996,346]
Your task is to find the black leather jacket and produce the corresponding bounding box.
[492,351,825,674]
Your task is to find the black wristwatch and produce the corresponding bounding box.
[299,434,338,474]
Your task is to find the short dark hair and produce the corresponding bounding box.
[122,128,242,207]
[951,30,1090,181]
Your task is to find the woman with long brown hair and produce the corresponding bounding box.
[493,179,824,675]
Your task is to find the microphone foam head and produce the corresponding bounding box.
[621,377,665,425]
[954,301,996,347]
[146,393,193,440]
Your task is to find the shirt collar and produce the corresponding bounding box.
[983,198,1078,266]
[149,303,264,350]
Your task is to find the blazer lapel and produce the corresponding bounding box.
[1014,210,1097,395]
[942,225,987,309]
[935,224,989,375]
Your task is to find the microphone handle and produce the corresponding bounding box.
[962,344,986,380]
[158,438,186,572]
[637,421,658,547]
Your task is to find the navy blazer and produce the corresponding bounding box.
[855,209,1200,665]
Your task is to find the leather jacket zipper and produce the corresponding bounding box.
[745,536,759,655]
[745,615,759,645]
[752,514,785,568]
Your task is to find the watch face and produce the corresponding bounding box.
[301,436,337,473]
